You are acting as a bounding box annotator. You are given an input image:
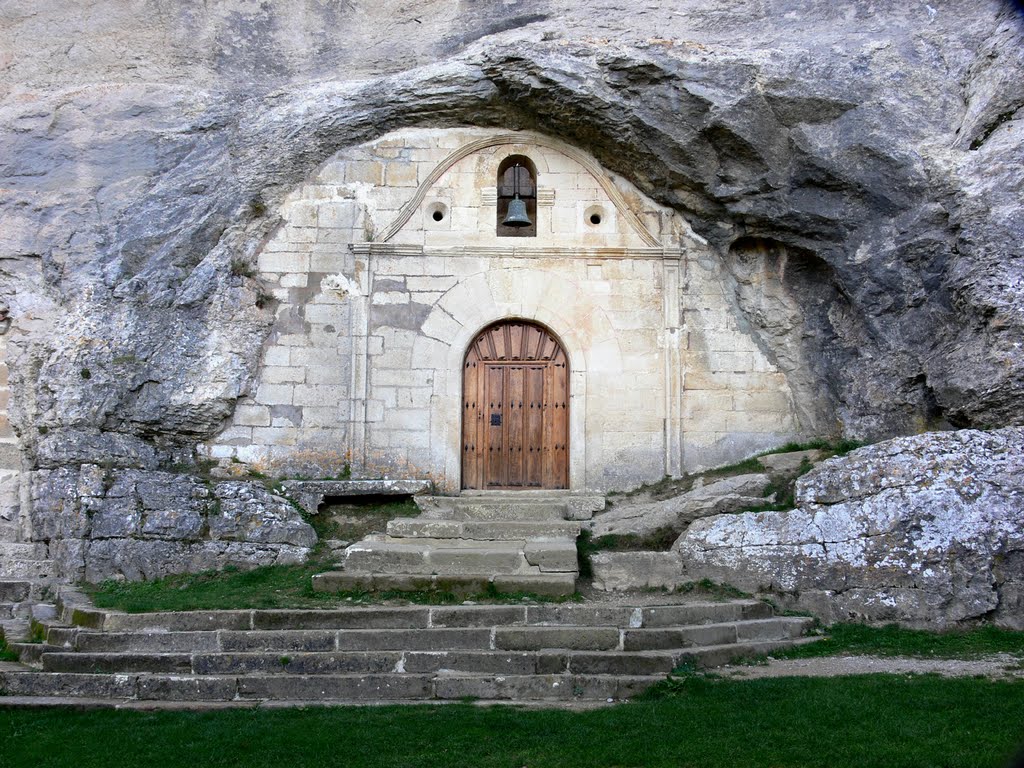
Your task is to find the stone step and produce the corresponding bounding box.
[53,617,809,655]
[386,519,582,540]
[311,571,577,596]
[622,617,815,651]
[342,539,534,575]
[40,649,684,677]
[418,498,569,522]
[54,600,773,634]
[9,643,58,665]
[0,670,665,702]
[450,502,568,522]
[0,618,30,642]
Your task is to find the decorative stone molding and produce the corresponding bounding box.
[377,132,662,247]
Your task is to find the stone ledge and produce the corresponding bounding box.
[280,479,431,514]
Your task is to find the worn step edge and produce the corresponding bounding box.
[0,671,668,702]
[38,649,685,676]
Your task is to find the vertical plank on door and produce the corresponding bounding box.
[485,364,505,487]
[506,365,525,486]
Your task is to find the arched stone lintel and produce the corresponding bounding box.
[378,131,662,247]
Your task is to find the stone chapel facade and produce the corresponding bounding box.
[201,128,803,493]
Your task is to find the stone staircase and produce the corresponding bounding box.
[313,493,604,597]
[0,529,56,646]
[0,591,816,706]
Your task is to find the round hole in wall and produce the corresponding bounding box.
[584,205,606,228]
[426,201,449,226]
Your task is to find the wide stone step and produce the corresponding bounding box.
[55,600,776,633]
[39,649,687,677]
[386,519,582,540]
[55,618,810,656]
[342,539,533,575]
[449,502,568,522]
[0,670,665,702]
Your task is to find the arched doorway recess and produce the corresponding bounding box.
[462,320,569,490]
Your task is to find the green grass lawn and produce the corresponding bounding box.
[777,622,1024,661]
[2,675,1023,768]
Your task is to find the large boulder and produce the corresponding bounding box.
[673,428,1024,628]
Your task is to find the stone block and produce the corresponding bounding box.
[590,552,686,591]
[567,651,675,676]
[258,252,310,273]
[0,671,138,699]
[252,608,429,631]
[385,161,419,187]
[494,626,619,651]
[318,202,360,229]
[523,539,578,572]
[292,384,348,407]
[310,251,349,273]
[334,628,492,651]
[345,161,384,185]
[621,623,738,651]
[219,630,337,652]
[255,383,294,406]
[237,674,433,701]
[427,605,528,628]
[262,366,306,384]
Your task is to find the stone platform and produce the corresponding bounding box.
[313,493,605,597]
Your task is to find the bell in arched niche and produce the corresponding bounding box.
[496,155,537,237]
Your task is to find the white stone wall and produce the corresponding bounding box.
[202,128,805,491]
[0,331,23,542]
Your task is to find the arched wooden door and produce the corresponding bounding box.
[462,321,569,490]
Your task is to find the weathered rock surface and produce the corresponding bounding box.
[29,468,316,582]
[2,1,1021,448]
[590,474,772,537]
[673,429,1024,628]
[0,2,1022,578]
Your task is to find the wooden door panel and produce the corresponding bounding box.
[506,366,525,487]
[525,365,545,487]
[462,358,481,490]
[462,322,568,490]
[485,364,505,488]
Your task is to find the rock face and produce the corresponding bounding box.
[673,429,1024,628]
[590,474,773,538]
[30,468,316,583]
[0,2,1022,579]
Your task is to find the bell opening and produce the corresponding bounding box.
[496,155,538,238]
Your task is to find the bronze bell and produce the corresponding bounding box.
[502,196,532,227]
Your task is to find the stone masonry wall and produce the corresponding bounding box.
[202,128,810,490]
